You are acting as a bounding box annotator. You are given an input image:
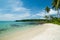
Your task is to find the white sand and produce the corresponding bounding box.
[31,23,60,40]
[0,23,60,40]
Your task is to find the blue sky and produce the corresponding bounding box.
[0,0,58,21]
[22,0,52,10]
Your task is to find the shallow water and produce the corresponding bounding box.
[0,21,39,36]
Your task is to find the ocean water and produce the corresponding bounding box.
[0,21,38,36]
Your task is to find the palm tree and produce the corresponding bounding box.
[52,0,60,18]
[45,6,50,20]
[45,16,49,19]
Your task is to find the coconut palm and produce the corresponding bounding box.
[45,6,50,20]
[44,14,48,20]
[52,0,60,18]
[45,6,50,13]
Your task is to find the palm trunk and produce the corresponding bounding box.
[45,12,47,22]
[49,15,51,20]
[56,0,59,18]
[57,9,59,18]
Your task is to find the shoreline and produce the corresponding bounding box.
[0,23,60,40]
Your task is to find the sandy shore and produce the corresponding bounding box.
[0,23,60,40]
[31,23,60,40]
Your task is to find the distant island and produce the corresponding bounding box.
[15,19,47,24]
[16,19,46,22]
[15,17,60,25]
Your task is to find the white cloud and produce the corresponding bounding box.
[31,9,58,19]
[32,10,45,17]
[0,13,30,21]
[49,9,57,15]
[12,7,31,13]
[7,0,23,7]
[0,0,31,21]
[37,9,57,16]
[36,12,45,16]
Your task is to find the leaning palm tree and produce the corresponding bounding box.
[52,0,60,18]
[45,6,50,20]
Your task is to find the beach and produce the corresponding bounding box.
[0,0,60,40]
[0,23,60,40]
[31,23,60,40]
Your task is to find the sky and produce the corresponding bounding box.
[0,0,58,21]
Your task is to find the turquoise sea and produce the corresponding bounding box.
[0,21,39,36]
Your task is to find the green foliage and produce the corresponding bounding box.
[46,17,60,25]
[16,19,46,22]
[52,0,60,18]
[45,6,50,13]
[52,0,60,10]
[45,16,49,19]
[16,17,60,25]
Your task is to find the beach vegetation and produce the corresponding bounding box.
[52,0,60,18]
[45,6,50,20]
